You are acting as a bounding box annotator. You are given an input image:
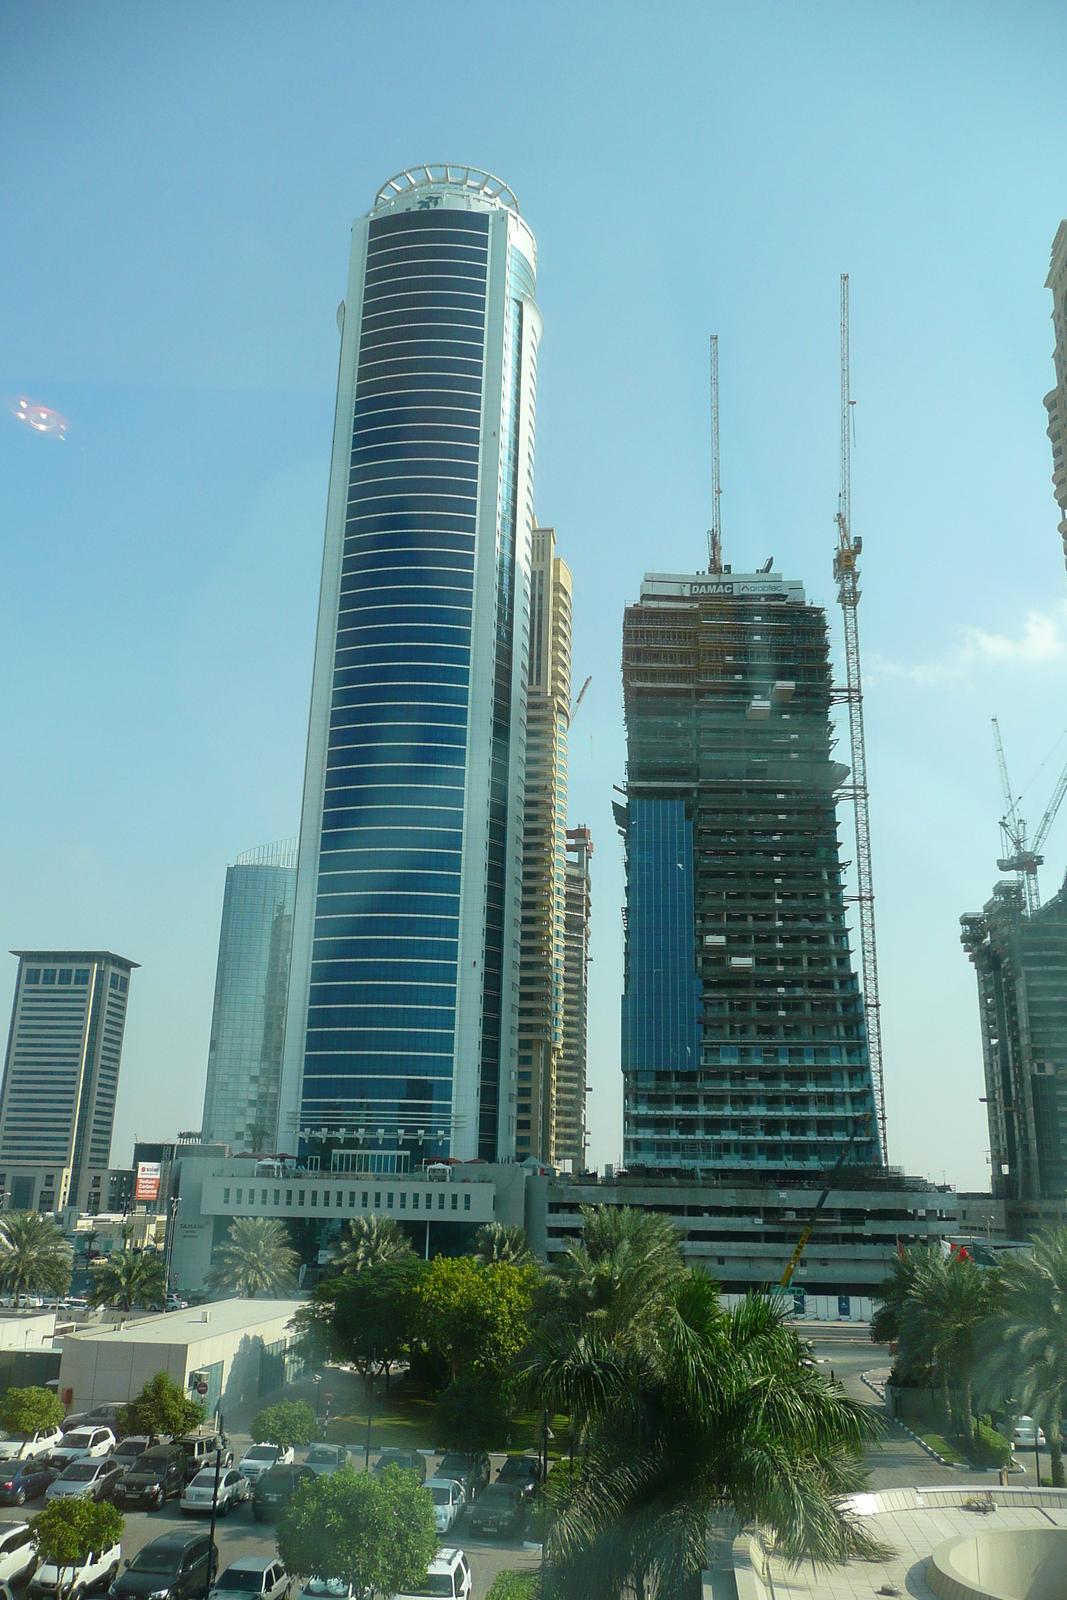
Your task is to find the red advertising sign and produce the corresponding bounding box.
[135,1162,161,1202]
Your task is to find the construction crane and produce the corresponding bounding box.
[708,334,723,574]
[991,717,1067,913]
[780,1116,869,1287]
[832,273,888,1167]
[571,675,592,720]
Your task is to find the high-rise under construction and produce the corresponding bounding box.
[617,565,881,1175]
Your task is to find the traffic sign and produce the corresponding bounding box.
[323,1390,333,1402]
[195,1381,208,1396]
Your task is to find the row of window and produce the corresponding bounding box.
[221,1182,474,1214]
[23,968,91,987]
[350,426,481,457]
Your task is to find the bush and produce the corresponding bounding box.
[250,1401,317,1450]
[433,1378,509,1452]
[485,1574,539,1600]
[277,1467,436,1594]
[970,1421,1011,1468]
[0,1387,64,1437]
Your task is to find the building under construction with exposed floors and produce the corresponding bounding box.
[617,566,881,1176]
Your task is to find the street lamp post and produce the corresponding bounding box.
[203,1410,223,1600]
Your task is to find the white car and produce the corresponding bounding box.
[303,1444,348,1476]
[301,1581,358,1600]
[0,1522,38,1585]
[237,1443,294,1483]
[28,1539,120,1600]
[427,1478,463,1534]
[47,1428,115,1471]
[210,1558,291,1600]
[1013,1415,1047,1446]
[181,1467,250,1516]
[395,1549,472,1600]
[0,1426,63,1462]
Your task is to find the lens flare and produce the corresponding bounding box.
[10,396,68,437]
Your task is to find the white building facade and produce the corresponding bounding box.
[279,166,542,1174]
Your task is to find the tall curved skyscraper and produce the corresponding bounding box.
[279,166,541,1173]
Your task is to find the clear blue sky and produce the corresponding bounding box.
[1,2,1064,1191]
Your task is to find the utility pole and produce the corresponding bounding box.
[832,274,887,1165]
[708,334,723,573]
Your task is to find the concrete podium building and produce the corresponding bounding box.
[279,166,542,1176]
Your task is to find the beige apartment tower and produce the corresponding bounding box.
[1044,221,1067,570]
[517,526,571,1162]
[0,951,138,1215]
[556,826,593,1171]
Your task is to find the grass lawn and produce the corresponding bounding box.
[919,1431,965,1464]
[323,1377,570,1455]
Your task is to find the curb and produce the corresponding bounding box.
[861,1370,961,1468]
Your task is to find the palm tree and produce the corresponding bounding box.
[0,1212,72,1299]
[336,1213,414,1272]
[87,1249,166,1311]
[475,1222,531,1266]
[980,1229,1067,1485]
[908,1247,999,1440]
[207,1217,298,1298]
[523,1275,884,1599]
[547,1205,685,1344]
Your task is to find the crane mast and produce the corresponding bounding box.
[708,334,723,574]
[832,274,888,1165]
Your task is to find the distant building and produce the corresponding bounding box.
[0,951,138,1214]
[201,841,296,1154]
[517,526,572,1162]
[555,827,593,1171]
[617,568,880,1176]
[1043,221,1067,571]
[961,881,1067,1237]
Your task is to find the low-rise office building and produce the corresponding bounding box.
[58,1299,305,1418]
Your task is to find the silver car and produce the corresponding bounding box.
[181,1468,250,1517]
[44,1460,123,1503]
[302,1445,348,1477]
[210,1558,291,1600]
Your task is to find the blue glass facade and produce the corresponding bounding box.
[282,170,540,1168]
[620,800,701,1078]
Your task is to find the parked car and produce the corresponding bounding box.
[428,1478,463,1534]
[29,1539,121,1600]
[111,1436,156,1474]
[110,1531,218,1600]
[59,1405,124,1436]
[48,1429,116,1471]
[166,1297,188,1311]
[180,1433,232,1484]
[111,1443,185,1510]
[468,1482,525,1538]
[181,1468,250,1517]
[252,1463,316,1522]
[45,1459,124,1503]
[0,1458,58,1505]
[0,1522,39,1585]
[0,1426,63,1463]
[302,1444,348,1476]
[300,1582,358,1600]
[493,1455,542,1498]
[1013,1416,1047,1447]
[394,1549,472,1600]
[434,1452,489,1501]
[210,1559,291,1600]
[237,1444,293,1484]
[372,1448,426,1483]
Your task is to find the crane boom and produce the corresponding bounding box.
[571,675,592,719]
[991,717,1040,913]
[708,334,723,574]
[832,274,887,1166]
[1031,752,1067,856]
[780,1116,869,1287]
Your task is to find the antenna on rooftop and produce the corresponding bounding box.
[708,334,723,573]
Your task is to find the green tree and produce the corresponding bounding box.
[522,1277,884,1600]
[907,1247,999,1440]
[336,1214,414,1273]
[207,1217,298,1298]
[0,1386,64,1438]
[433,1376,509,1451]
[277,1466,437,1598]
[30,1499,124,1598]
[295,1257,424,1389]
[475,1223,532,1267]
[251,1401,317,1450]
[980,1229,1067,1485]
[87,1250,166,1311]
[545,1206,685,1346]
[416,1256,535,1385]
[0,1213,72,1299]
[118,1372,204,1440]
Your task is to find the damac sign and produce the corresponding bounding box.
[686,581,789,599]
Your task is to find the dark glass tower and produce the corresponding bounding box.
[280,167,541,1170]
[618,567,880,1174]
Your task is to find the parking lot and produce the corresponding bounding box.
[0,1450,540,1600]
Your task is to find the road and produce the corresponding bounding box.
[0,1450,539,1600]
